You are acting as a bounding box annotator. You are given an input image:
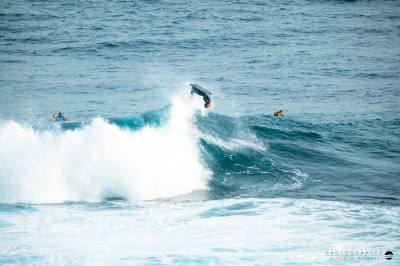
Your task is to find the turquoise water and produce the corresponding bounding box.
[1,0,399,264]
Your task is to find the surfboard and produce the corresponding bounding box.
[190,83,212,96]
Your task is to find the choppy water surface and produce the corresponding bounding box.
[1,0,399,264]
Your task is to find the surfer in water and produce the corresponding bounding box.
[274,110,284,117]
[190,83,212,108]
[51,111,68,122]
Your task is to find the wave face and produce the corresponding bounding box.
[1,89,400,205]
[2,93,398,205]
[0,96,210,203]
[200,113,400,205]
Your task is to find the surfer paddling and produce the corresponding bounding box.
[190,83,212,108]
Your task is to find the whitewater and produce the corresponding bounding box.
[1,0,400,264]
[0,93,398,265]
[0,95,211,203]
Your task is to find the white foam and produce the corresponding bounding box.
[0,95,210,203]
[200,133,267,152]
[1,197,398,264]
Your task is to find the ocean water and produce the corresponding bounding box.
[1,0,399,265]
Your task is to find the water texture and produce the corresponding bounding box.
[0,0,399,264]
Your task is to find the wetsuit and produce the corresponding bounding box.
[203,95,211,106]
[54,113,66,122]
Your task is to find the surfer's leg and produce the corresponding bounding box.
[203,95,211,105]
[203,95,212,108]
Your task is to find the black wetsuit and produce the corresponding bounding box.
[203,95,211,105]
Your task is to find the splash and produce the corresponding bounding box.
[0,95,210,203]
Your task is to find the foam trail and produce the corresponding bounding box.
[0,94,210,203]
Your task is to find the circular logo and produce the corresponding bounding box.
[385,251,393,260]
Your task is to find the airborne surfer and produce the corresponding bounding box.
[190,83,212,108]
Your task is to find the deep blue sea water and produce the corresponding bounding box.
[0,0,399,264]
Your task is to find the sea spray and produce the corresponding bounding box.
[0,95,210,203]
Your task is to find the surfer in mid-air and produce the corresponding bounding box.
[190,83,212,108]
[51,111,68,123]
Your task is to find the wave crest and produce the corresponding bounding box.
[0,96,209,203]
